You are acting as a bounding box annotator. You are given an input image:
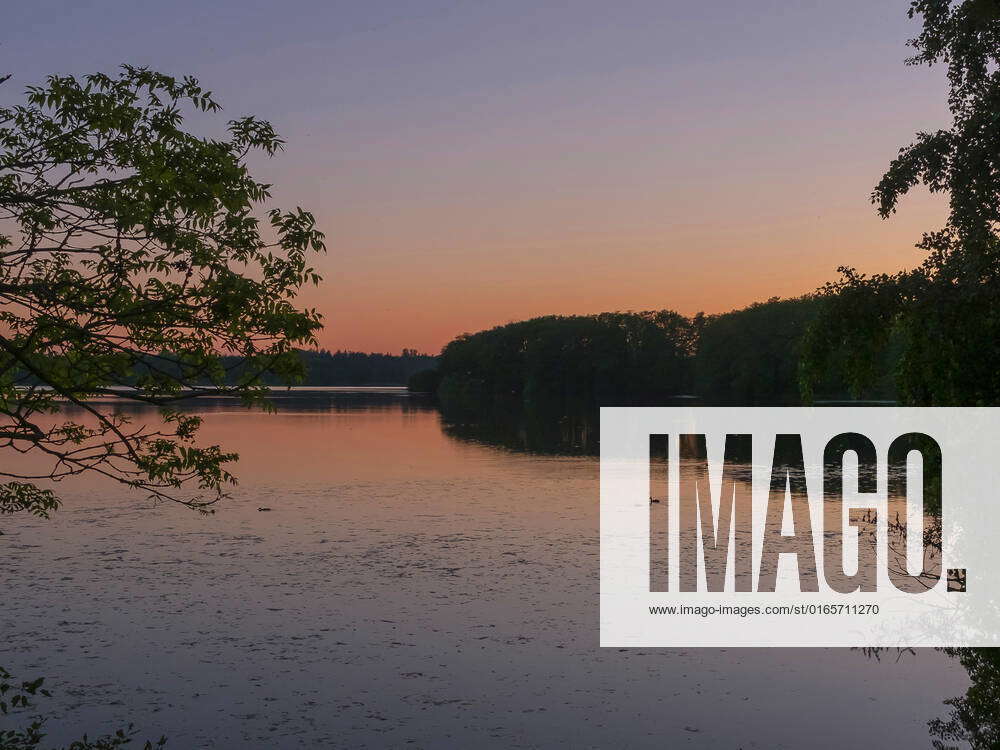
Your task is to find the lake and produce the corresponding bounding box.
[0,389,971,748]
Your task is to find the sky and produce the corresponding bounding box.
[4,0,951,353]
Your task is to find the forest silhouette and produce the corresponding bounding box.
[409,295,895,418]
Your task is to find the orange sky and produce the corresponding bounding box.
[9,0,952,355]
[297,197,947,355]
[253,2,951,355]
[290,157,947,354]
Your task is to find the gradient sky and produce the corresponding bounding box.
[5,1,951,353]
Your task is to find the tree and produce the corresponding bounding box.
[0,66,325,515]
[930,648,1000,749]
[434,311,697,417]
[801,0,1000,405]
[694,296,845,404]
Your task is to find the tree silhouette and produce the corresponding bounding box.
[802,0,1000,405]
[0,66,325,514]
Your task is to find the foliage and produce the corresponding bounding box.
[0,66,325,509]
[406,367,442,394]
[435,311,698,415]
[930,648,1000,749]
[0,667,165,749]
[432,297,863,418]
[801,0,1000,406]
[0,482,59,518]
[695,296,860,403]
[0,666,49,716]
[14,349,437,389]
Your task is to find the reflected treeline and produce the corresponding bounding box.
[437,396,910,471]
[423,302,853,455]
[440,398,599,455]
[930,648,1000,749]
[439,397,793,456]
[406,300,906,457]
[865,648,1000,749]
[61,389,438,417]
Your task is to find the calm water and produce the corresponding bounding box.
[0,390,970,748]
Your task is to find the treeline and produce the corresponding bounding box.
[15,349,438,390]
[409,297,894,410]
[693,296,893,403]
[220,349,437,386]
[423,311,696,411]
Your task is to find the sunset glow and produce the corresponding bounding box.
[5,0,952,352]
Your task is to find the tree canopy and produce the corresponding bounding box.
[0,66,325,514]
[802,0,1000,405]
[695,296,827,404]
[434,311,699,417]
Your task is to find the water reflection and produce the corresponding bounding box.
[0,391,983,748]
[441,400,599,455]
[442,399,992,747]
[931,648,1000,749]
[68,386,439,416]
[861,647,999,750]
